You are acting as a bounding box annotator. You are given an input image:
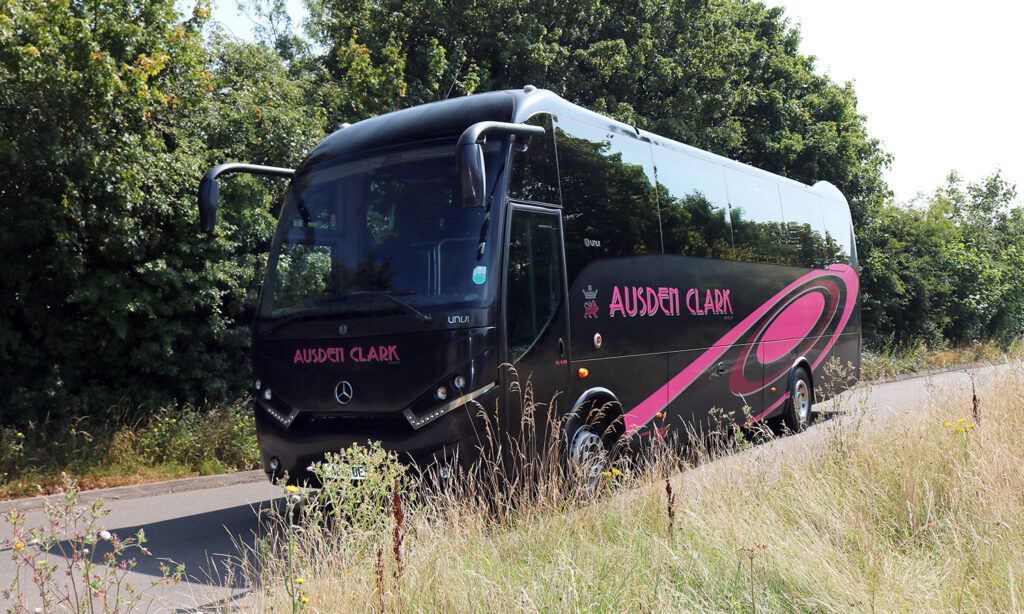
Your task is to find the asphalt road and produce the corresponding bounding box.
[0,363,1008,612]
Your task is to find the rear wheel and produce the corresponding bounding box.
[782,368,813,432]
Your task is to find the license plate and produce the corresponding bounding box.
[349,465,367,481]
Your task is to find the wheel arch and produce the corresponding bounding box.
[564,386,623,443]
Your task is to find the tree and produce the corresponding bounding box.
[304,0,891,230]
[862,171,1021,346]
[0,0,325,420]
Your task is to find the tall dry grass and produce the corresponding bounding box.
[242,363,1024,613]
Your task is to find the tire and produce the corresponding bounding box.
[567,424,609,492]
[565,398,618,492]
[782,368,813,432]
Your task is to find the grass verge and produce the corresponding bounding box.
[862,338,1024,381]
[246,364,1022,613]
[0,400,259,500]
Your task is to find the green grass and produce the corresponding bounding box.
[0,400,259,500]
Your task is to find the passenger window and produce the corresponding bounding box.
[506,209,564,363]
[554,116,661,285]
[726,169,787,264]
[779,184,826,268]
[652,146,732,259]
[509,114,560,205]
[821,200,853,265]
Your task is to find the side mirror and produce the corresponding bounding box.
[455,121,547,209]
[196,163,295,235]
[198,175,220,234]
[456,142,486,208]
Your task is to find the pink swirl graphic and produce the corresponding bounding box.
[623,264,859,435]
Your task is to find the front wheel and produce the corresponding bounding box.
[567,424,609,492]
[782,368,813,432]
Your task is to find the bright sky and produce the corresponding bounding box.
[205,0,1023,204]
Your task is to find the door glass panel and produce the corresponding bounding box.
[507,210,564,363]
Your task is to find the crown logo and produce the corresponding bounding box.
[582,285,598,300]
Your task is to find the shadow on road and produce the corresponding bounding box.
[47,498,285,587]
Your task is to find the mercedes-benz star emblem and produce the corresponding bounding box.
[334,381,353,405]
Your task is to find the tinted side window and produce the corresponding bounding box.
[726,169,787,264]
[779,184,826,268]
[554,116,661,285]
[509,114,560,205]
[821,200,853,265]
[652,146,732,259]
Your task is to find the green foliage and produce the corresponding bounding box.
[305,441,409,534]
[0,399,258,497]
[0,0,325,421]
[131,402,257,470]
[863,172,1022,346]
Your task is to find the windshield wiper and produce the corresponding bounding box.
[338,290,432,323]
[260,291,432,333]
[258,307,346,334]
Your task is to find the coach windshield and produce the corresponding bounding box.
[258,140,506,321]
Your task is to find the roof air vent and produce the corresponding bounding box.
[523,85,537,93]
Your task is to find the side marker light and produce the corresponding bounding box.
[771,387,776,392]
[655,412,663,419]
[578,368,589,379]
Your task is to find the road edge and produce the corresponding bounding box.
[5,469,268,513]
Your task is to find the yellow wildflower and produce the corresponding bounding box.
[301,596,309,603]
[944,422,953,427]
[957,418,965,423]
[296,577,305,584]
[612,468,622,476]
[602,471,612,478]
[287,485,299,493]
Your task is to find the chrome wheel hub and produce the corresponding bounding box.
[569,427,607,490]
[794,378,810,423]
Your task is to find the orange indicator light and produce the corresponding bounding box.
[655,412,663,419]
[578,368,589,378]
[771,387,776,392]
